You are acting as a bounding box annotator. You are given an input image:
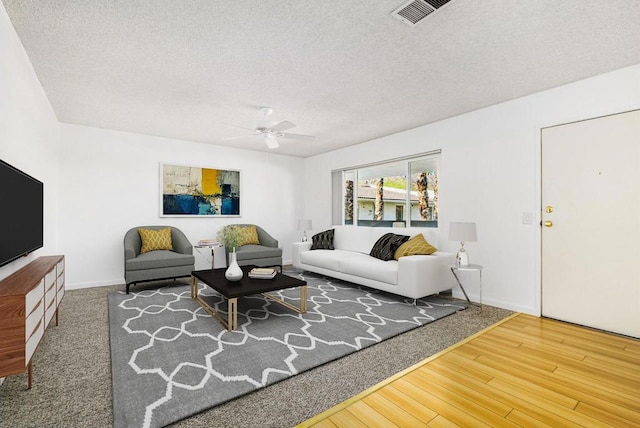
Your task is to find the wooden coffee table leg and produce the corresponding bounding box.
[300,285,307,313]
[262,285,307,314]
[228,298,237,331]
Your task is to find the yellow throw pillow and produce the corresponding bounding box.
[394,233,437,259]
[236,225,260,246]
[138,227,173,253]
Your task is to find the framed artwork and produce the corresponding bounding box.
[160,163,240,217]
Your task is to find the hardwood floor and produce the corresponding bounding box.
[298,313,640,427]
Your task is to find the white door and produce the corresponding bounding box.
[541,110,640,338]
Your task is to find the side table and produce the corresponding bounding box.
[194,242,222,269]
[449,264,483,308]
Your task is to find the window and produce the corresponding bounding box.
[333,152,439,227]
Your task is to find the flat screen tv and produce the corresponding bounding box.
[0,159,44,268]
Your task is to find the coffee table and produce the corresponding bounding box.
[191,266,307,331]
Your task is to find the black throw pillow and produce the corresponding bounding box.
[310,229,335,250]
[370,233,410,261]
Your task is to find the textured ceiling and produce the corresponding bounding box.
[3,0,640,157]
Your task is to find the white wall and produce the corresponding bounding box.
[0,3,60,281]
[57,124,304,289]
[303,64,640,315]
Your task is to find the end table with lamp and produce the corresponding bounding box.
[449,264,483,308]
[448,222,481,307]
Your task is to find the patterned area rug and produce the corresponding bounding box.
[108,271,465,428]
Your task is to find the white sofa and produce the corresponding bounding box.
[292,226,458,300]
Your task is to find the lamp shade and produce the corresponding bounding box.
[449,222,477,242]
[298,219,312,231]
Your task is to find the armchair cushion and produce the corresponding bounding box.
[126,250,193,271]
[235,245,282,263]
[138,227,173,253]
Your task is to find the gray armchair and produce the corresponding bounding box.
[124,226,195,294]
[224,224,283,271]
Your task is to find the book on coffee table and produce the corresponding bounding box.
[248,267,277,279]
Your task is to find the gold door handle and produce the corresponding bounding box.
[544,220,553,227]
[545,206,554,213]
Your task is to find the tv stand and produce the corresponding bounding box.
[0,255,65,389]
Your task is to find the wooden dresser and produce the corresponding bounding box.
[0,255,65,389]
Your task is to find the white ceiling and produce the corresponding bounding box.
[4,0,640,157]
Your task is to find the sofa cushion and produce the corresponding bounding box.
[138,227,173,253]
[370,233,410,261]
[333,226,371,253]
[339,252,399,285]
[126,250,194,271]
[394,234,438,259]
[311,229,335,250]
[300,248,347,271]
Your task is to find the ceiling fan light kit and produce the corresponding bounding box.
[224,107,317,149]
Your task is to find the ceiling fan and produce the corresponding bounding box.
[223,107,316,149]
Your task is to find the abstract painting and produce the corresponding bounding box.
[160,164,240,217]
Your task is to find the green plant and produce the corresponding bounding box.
[216,225,242,252]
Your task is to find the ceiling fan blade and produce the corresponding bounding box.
[278,132,316,141]
[264,134,279,149]
[270,121,296,133]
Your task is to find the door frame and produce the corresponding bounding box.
[533,103,640,316]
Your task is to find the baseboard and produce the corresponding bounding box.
[452,290,536,315]
[66,279,125,290]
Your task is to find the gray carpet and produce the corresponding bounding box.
[0,272,513,427]
[110,271,467,427]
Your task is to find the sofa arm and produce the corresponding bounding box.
[124,247,136,261]
[251,226,277,248]
[172,231,193,255]
[292,242,313,268]
[397,251,458,298]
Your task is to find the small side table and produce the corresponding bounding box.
[449,264,483,308]
[194,242,221,269]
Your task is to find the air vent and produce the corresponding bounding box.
[391,0,452,26]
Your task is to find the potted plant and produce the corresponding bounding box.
[217,225,244,251]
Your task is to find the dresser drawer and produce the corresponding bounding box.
[45,282,57,308]
[57,259,64,274]
[25,280,44,316]
[57,286,65,306]
[44,269,56,293]
[25,300,44,341]
[57,270,64,290]
[25,318,44,363]
[44,297,56,327]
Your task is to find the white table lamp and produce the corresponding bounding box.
[298,219,312,242]
[449,222,477,266]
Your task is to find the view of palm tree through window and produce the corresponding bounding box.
[341,154,439,227]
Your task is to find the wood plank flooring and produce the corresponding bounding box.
[298,313,640,427]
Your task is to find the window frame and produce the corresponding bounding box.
[332,150,440,228]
